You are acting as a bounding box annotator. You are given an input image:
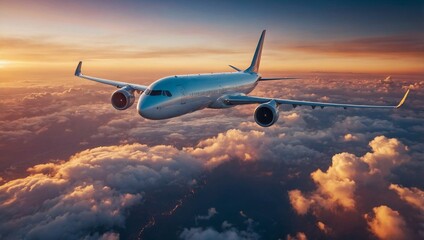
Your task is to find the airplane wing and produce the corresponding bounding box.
[74,61,148,91]
[259,77,298,81]
[224,89,410,109]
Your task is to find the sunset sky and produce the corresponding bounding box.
[0,1,423,240]
[1,0,423,85]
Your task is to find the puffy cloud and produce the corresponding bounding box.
[309,152,365,210]
[286,135,424,239]
[186,129,266,168]
[364,205,408,240]
[286,232,307,240]
[289,136,410,213]
[288,190,312,215]
[343,133,359,142]
[362,136,409,175]
[389,184,424,211]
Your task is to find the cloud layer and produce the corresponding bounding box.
[1,73,423,239]
[288,135,423,239]
[0,127,277,239]
[0,142,205,239]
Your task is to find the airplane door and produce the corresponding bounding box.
[177,85,186,104]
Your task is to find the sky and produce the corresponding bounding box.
[0,0,423,85]
[0,1,423,240]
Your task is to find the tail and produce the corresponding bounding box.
[245,30,266,73]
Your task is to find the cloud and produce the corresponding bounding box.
[186,129,266,168]
[195,207,218,222]
[1,127,291,239]
[286,232,307,240]
[343,133,359,142]
[389,184,424,211]
[289,136,410,213]
[180,227,259,240]
[286,135,424,238]
[316,221,332,235]
[1,73,423,239]
[309,152,364,210]
[364,205,408,240]
[181,219,259,240]
[288,190,312,215]
[362,136,410,175]
[0,143,203,239]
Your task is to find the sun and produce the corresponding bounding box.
[0,60,11,68]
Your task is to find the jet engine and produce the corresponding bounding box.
[111,86,135,110]
[254,100,279,127]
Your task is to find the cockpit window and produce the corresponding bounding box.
[144,89,172,97]
[150,90,162,96]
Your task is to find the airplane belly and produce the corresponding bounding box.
[151,98,209,119]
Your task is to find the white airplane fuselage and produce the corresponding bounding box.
[137,72,259,119]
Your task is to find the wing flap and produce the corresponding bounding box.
[225,89,410,109]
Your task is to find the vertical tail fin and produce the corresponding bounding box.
[245,30,266,73]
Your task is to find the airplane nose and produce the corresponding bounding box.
[137,96,157,119]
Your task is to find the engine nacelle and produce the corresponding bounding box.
[111,86,135,110]
[254,100,279,127]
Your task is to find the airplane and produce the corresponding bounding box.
[74,30,410,127]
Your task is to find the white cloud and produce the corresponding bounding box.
[0,128,280,239]
[186,129,266,168]
[0,143,202,239]
[362,136,409,175]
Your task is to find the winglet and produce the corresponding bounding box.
[245,30,266,73]
[396,89,410,109]
[75,61,82,76]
